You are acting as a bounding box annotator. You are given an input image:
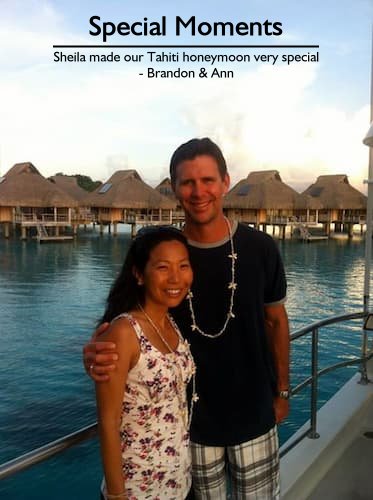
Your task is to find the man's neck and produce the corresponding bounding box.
[183,215,229,244]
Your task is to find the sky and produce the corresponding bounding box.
[0,0,372,193]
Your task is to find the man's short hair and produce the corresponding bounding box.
[169,137,227,186]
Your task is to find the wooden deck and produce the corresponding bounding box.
[38,235,74,243]
[293,223,329,242]
[304,235,329,242]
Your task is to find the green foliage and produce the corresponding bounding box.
[74,174,102,192]
[50,173,102,192]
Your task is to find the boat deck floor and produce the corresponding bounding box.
[307,396,373,500]
[281,362,373,500]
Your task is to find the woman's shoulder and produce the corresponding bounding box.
[100,312,138,345]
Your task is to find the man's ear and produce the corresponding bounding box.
[223,173,230,194]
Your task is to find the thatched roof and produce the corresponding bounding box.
[0,162,78,207]
[155,178,177,200]
[106,169,142,184]
[296,194,323,210]
[302,175,366,209]
[6,162,39,177]
[49,175,89,202]
[84,170,176,209]
[224,170,307,210]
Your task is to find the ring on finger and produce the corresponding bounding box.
[90,364,94,373]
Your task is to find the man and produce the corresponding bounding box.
[84,138,290,499]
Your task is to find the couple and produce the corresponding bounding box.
[86,138,290,499]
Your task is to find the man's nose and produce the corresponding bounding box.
[191,181,204,197]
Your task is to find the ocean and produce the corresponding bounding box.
[0,227,368,499]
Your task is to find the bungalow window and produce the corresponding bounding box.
[309,187,323,197]
[98,183,112,194]
[160,187,172,196]
[236,185,250,196]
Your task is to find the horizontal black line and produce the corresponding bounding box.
[53,44,319,49]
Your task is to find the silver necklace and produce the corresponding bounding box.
[138,303,175,354]
[187,217,237,338]
[137,304,198,429]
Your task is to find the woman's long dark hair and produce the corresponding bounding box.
[100,226,189,324]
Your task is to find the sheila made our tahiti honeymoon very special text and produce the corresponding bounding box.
[53,50,319,78]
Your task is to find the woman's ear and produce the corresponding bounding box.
[132,267,144,286]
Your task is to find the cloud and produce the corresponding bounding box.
[0,0,66,69]
[0,3,369,194]
[172,64,370,193]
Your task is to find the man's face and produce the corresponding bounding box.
[173,155,230,225]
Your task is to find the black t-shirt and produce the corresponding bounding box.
[171,222,287,446]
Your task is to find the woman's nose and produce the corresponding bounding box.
[168,267,179,283]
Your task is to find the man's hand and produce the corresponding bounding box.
[83,322,119,382]
[273,396,289,424]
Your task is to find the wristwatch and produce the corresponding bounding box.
[278,389,290,400]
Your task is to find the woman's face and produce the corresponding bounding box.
[138,239,193,310]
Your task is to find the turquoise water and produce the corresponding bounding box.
[0,228,368,499]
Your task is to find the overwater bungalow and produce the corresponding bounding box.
[223,170,305,237]
[83,170,176,235]
[49,175,96,230]
[0,162,78,240]
[302,175,367,236]
[155,177,184,224]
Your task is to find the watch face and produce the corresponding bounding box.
[279,390,289,400]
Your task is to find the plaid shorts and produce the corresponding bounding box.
[191,426,279,500]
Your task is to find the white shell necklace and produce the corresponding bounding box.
[137,303,198,429]
[187,217,237,338]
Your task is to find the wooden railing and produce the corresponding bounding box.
[14,214,70,224]
[123,214,174,224]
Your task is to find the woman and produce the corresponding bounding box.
[95,226,196,500]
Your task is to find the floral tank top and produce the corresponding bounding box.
[101,313,195,500]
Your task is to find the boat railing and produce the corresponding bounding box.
[0,424,97,481]
[0,310,372,481]
[279,310,372,457]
